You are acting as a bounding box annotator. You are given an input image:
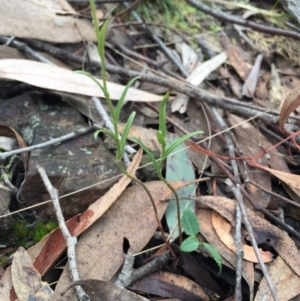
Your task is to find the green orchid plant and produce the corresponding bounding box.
[82,0,222,268]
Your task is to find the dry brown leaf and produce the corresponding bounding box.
[0,59,163,102]
[197,209,254,300]
[197,196,300,277]
[62,279,149,301]
[255,256,300,301]
[211,211,273,263]
[279,87,300,132]
[130,272,209,301]
[52,180,187,299]
[0,0,96,43]
[12,247,53,301]
[221,36,251,81]
[259,165,300,190]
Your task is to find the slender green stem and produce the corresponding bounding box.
[117,162,176,259]
[158,171,182,244]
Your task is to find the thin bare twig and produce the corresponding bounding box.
[37,166,90,301]
[115,251,169,287]
[0,126,97,160]
[185,0,300,41]
[211,107,244,301]
[123,2,189,77]
[0,36,55,64]
[18,38,300,127]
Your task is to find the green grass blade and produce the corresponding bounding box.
[159,92,169,139]
[164,131,203,158]
[156,131,166,152]
[132,138,160,170]
[94,128,118,142]
[98,19,111,91]
[114,76,140,124]
[118,112,136,161]
[75,70,113,114]
[181,208,200,236]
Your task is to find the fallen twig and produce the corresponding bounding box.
[37,165,90,301]
[185,0,300,41]
[0,126,97,160]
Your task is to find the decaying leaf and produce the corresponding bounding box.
[12,247,53,301]
[279,87,300,132]
[197,209,254,300]
[255,256,300,301]
[62,279,149,301]
[197,196,300,277]
[129,271,209,301]
[0,0,96,43]
[211,211,273,263]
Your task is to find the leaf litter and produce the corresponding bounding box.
[1,0,300,300]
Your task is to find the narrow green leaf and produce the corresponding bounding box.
[201,242,222,273]
[98,19,111,91]
[75,70,104,94]
[164,131,203,158]
[180,236,200,252]
[181,208,200,236]
[94,129,101,139]
[114,76,140,124]
[118,112,136,161]
[156,131,166,151]
[159,92,169,138]
[75,70,113,113]
[94,128,118,142]
[133,138,160,171]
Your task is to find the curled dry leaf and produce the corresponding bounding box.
[279,87,300,132]
[197,209,254,300]
[62,279,149,301]
[129,271,209,301]
[211,211,273,263]
[255,256,300,301]
[12,247,53,301]
[0,59,163,102]
[196,196,300,277]
[258,165,300,191]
